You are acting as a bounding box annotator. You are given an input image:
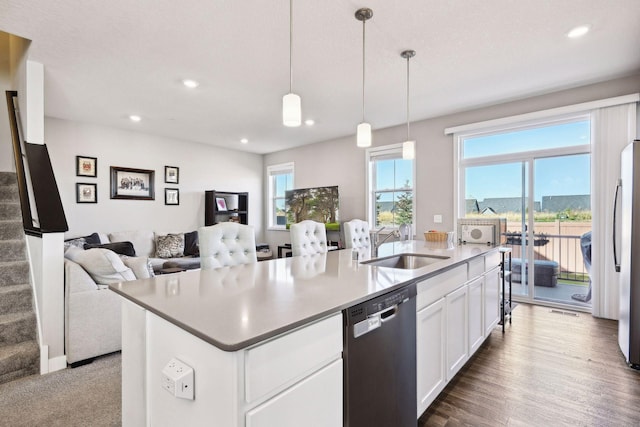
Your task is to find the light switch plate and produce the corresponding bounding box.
[161,358,194,400]
[434,214,443,223]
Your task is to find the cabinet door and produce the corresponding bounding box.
[484,266,501,336]
[416,297,446,416]
[446,285,468,381]
[467,276,484,354]
[246,359,342,427]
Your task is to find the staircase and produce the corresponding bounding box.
[0,172,39,384]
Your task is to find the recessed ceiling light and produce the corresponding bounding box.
[129,115,141,122]
[567,25,590,39]
[305,119,315,126]
[182,79,199,88]
[240,138,249,144]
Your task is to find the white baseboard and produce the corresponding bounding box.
[39,344,49,374]
[48,355,67,373]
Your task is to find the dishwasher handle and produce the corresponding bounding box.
[352,301,406,338]
[379,304,398,323]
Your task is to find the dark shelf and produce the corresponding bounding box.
[205,190,249,226]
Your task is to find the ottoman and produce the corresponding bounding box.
[509,258,559,287]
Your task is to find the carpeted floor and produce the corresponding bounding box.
[0,352,121,426]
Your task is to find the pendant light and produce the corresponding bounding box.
[355,8,373,147]
[401,50,416,160]
[283,0,301,127]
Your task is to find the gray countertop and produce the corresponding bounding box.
[109,240,497,351]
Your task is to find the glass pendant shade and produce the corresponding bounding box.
[357,122,372,147]
[402,140,415,160]
[282,93,301,127]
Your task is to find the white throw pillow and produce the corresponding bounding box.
[66,248,136,284]
[119,255,155,279]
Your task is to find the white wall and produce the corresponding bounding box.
[0,32,13,171]
[45,118,264,240]
[263,74,640,249]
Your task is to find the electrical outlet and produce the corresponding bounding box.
[161,358,194,400]
[434,214,443,224]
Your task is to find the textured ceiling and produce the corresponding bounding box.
[0,0,639,154]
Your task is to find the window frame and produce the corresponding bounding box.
[267,162,294,230]
[454,114,591,221]
[366,143,416,232]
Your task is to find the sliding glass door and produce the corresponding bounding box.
[459,117,591,309]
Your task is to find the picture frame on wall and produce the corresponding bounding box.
[165,188,179,205]
[76,183,97,203]
[76,156,97,177]
[216,197,227,211]
[164,166,179,184]
[110,166,155,200]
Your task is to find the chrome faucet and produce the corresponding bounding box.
[371,227,401,257]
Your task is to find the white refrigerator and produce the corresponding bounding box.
[615,139,640,368]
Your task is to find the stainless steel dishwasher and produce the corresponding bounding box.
[343,284,417,427]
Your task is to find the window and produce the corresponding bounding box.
[267,162,294,229]
[367,144,415,229]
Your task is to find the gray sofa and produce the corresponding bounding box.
[64,230,200,365]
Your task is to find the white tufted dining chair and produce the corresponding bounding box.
[290,220,328,256]
[343,219,371,249]
[198,223,257,269]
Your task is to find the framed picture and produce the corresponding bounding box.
[76,156,97,177]
[110,166,155,200]
[76,183,97,203]
[164,166,179,184]
[216,197,227,211]
[165,188,179,205]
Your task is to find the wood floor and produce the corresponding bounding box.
[418,304,640,426]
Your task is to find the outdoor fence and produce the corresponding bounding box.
[503,221,590,282]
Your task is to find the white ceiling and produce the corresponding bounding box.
[1,0,639,154]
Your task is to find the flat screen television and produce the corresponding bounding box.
[285,186,340,231]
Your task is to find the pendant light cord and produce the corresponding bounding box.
[406,55,410,141]
[362,17,366,123]
[289,0,293,93]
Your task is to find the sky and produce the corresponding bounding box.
[463,120,591,201]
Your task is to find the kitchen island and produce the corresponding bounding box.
[110,240,500,426]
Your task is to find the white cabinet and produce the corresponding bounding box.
[246,359,342,427]
[484,266,501,336]
[415,249,500,419]
[416,297,446,415]
[445,284,468,380]
[467,276,484,354]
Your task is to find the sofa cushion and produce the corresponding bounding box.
[64,232,101,252]
[109,230,155,258]
[155,233,185,258]
[66,247,136,284]
[183,230,200,256]
[84,241,136,257]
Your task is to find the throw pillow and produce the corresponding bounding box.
[119,255,155,279]
[156,233,185,258]
[84,241,136,257]
[65,248,136,284]
[63,232,101,252]
[183,230,200,256]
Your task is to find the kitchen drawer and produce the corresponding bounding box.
[468,257,485,278]
[417,264,467,310]
[246,359,342,427]
[245,313,342,403]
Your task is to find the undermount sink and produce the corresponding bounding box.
[361,253,450,270]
